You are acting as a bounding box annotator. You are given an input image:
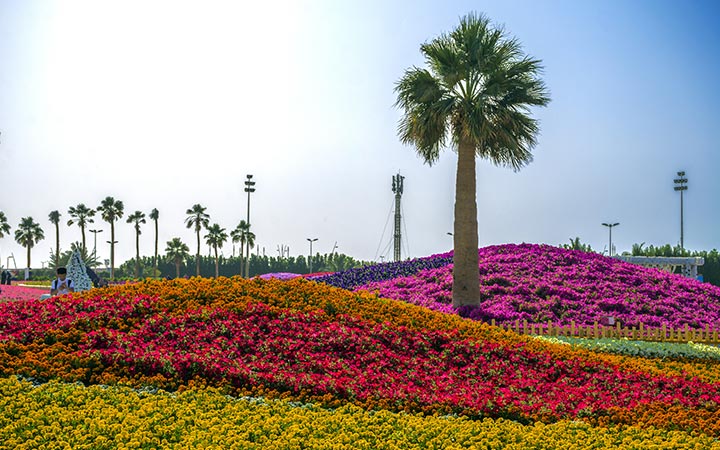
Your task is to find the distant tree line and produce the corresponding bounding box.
[23,252,367,281]
[116,252,366,280]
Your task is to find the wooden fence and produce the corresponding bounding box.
[489,319,720,345]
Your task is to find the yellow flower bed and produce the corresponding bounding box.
[1,376,718,450]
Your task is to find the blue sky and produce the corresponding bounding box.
[0,0,719,269]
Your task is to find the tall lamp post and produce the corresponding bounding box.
[673,171,688,250]
[89,229,103,261]
[601,222,620,257]
[244,174,256,277]
[307,238,318,273]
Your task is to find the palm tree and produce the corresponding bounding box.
[204,223,228,278]
[165,237,190,278]
[395,13,549,307]
[231,220,250,276]
[97,197,124,280]
[126,211,146,278]
[48,210,61,268]
[149,208,159,277]
[14,217,44,278]
[67,204,96,252]
[184,204,210,277]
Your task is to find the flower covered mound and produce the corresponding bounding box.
[3,376,719,450]
[1,276,720,438]
[348,244,720,329]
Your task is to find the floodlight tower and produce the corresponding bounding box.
[673,171,688,250]
[244,174,256,277]
[392,173,404,262]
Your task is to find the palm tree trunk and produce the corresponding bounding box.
[26,244,31,279]
[452,139,480,307]
[239,241,245,277]
[135,228,140,278]
[214,246,219,278]
[245,242,250,278]
[81,225,87,254]
[154,219,158,278]
[196,228,201,277]
[175,259,181,278]
[110,222,115,280]
[55,223,60,268]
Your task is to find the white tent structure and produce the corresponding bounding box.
[66,249,92,292]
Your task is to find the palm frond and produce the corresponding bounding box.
[14,217,44,247]
[0,211,10,237]
[395,68,453,165]
[420,37,465,89]
[204,223,228,248]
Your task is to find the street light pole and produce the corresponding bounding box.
[106,240,118,277]
[601,222,620,257]
[244,174,256,277]
[673,171,688,250]
[89,229,103,261]
[307,238,318,273]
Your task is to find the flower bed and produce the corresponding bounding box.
[0,284,48,302]
[313,253,453,289]
[258,272,302,280]
[1,277,719,436]
[3,376,718,449]
[536,335,720,361]
[346,244,720,329]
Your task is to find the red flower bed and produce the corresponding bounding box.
[80,303,720,422]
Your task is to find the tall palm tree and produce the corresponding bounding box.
[67,204,96,252]
[48,210,61,268]
[204,223,228,278]
[185,204,210,277]
[165,237,190,278]
[97,197,124,280]
[0,211,11,269]
[126,211,146,278]
[14,217,44,278]
[395,12,549,307]
[149,208,159,277]
[231,220,250,277]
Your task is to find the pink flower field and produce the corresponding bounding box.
[353,244,720,328]
[0,284,48,302]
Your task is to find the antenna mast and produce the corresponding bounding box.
[392,173,405,262]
